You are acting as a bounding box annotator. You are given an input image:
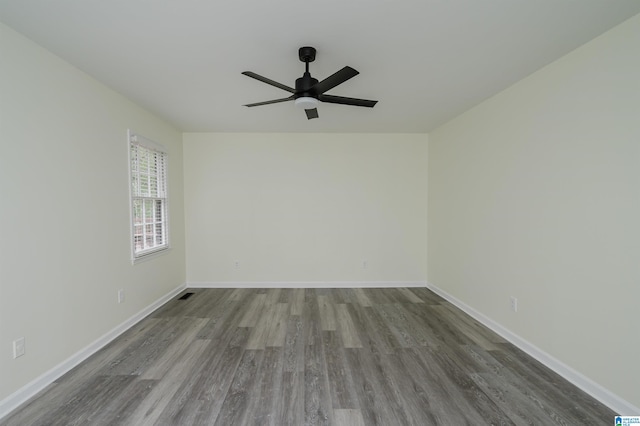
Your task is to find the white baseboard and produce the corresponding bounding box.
[188,280,427,289]
[0,283,187,421]
[425,281,639,415]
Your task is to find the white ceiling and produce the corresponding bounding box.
[1,1,639,133]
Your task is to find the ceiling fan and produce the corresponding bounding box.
[242,46,378,120]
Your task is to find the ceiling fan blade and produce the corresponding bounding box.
[305,108,319,120]
[244,96,294,107]
[242,71,295,93]
[318,94,377,108]
[312,66,359,95]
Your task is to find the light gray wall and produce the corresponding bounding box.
[183,132,428,285]
[428,14,640,408]
[0,23,186,402]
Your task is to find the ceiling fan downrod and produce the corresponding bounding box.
[296,47,318,98]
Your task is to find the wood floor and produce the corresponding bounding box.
[2,288,614,425]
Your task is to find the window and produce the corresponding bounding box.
[129,131,169,261]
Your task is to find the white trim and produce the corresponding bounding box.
[128,129,170,264]
[188,280,427,289]
[425,281,640,415]
[0,283,187,421]
[131,246,171,265]
[128,129,166,152]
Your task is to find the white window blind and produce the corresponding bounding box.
[129,131,169,260]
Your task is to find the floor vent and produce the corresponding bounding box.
[178,292,194,300]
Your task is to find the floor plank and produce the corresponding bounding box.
[335,304,363,348]
[125,339,211,426]
[323,331,359,409]
[333,408,365,426]
[318,295,337,331]
[214,349,264,426]
[290,288,305,316]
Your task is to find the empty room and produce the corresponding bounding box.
[1,1,639,424]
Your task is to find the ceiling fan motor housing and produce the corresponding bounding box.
[295,73,318,99]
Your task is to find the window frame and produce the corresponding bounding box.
[128,130,170,263]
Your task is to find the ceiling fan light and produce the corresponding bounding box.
[294,96,318,109]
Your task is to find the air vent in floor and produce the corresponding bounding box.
[178,292,194,300]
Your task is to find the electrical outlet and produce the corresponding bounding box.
[510,296,518,312]
[13,337,25,359]
[362,260,368,269]
[234,260,240,269]
[118,289,125,304]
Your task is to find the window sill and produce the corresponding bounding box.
[131,247,171,265]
